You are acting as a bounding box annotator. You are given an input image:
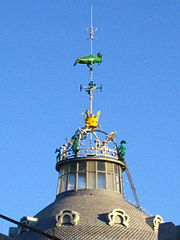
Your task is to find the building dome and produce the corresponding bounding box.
[12,126,163,240]
[14,190,158,240]
[10,7,165,240]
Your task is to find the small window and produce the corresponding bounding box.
[78,173,86,189]
[88,161,96,171]
[67,173,75,191]
[70,162,76,172]
[57,177,62,195]
[97,161,105,171]
[107,173,114,191]
[114,164,119,174]
[115,175,120,192]
[63,164,69,174]
[98,172,106,189]
[56,210,80,227]
[88,172,96,189]
[62,215,71,225]
[59,168,63,177]
[61,175,67,192]
[79,162,86,172]
[107,162,113,173]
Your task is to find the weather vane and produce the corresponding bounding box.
[73,5,102,116]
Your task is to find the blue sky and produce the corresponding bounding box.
[0,0,180,235]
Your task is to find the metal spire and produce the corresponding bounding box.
[90,5,93,55]
[74,5,102,117]
[88,5,97,55]
[73,5,102,147]
[81,5,101,116]
[88,5,95,147]
[87,5,96,114]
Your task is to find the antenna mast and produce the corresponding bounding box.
[90,5,93,55]
[88,5,95,114]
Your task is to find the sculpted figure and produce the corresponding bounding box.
[117,140,127,161]
[74,52,102,69]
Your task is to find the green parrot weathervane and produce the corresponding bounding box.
[73,52,102,70]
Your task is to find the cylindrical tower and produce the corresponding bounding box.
[55,128,126,198]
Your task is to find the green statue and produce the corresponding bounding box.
[72,135,79,157]
[55,148,60,162]
[73,52,103,69]
[118,140,127,161]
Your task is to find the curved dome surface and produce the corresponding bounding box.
[14,189,158,240]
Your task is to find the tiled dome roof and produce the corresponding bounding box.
[14,189,158,240]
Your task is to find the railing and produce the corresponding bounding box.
[57,146,119,162]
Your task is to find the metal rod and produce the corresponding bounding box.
[90,92,93,115]
[90,67,93,148]
[89,5,95,149]
[89,6,93,116]
[0,214,60,240]
[90,131,92,148]
[123,160,142,210]
[90,5,93,55]
[90,69,93,114]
